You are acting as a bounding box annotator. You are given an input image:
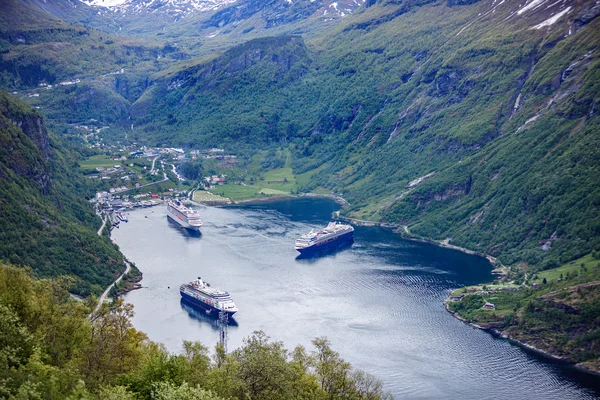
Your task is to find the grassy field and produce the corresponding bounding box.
[80,155,121,170]
[262,168,297,192]
[209,183,293,201]
[211,184,261,201]
[207,165,299,201]
[533,254,597,283]
[295,163,326,188]
[193,190,230,203]
[259,188,288,195]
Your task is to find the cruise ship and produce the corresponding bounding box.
[180,277,238,317]
[295,221,354,255]
[167,200,202,231]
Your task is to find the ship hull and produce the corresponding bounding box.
[296,230,354,255]
[180,291,237,317]
[167,213,201,231]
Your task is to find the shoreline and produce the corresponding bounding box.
[338,214,600,377]
[193,192,349,208]
[337,215,503,271]
[443,300,600,377]
[92,260,131,315]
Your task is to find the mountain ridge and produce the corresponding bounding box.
[117,0,600,269]
[0,0,598,272]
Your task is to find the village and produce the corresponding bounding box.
[84,145,233,212]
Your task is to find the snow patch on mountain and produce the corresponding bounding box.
[83,0,237,15]
[317,0,364,18]
[531,5,571,28]
[517,0,548,15]
[84,0,128,6]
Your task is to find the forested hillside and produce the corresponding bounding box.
[0,264,390,399]
[0,92,124,295]
[126,0,600,268]
[1,0,599,271]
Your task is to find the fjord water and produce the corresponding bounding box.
[113,198,600,399]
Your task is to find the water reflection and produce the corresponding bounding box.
[180,299,239,329]
[167,217,202,238]
[116,201,600,399]
[295,240,354,261]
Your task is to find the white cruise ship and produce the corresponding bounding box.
[180,277,238,317]
[295,221,354,255]
[167,200,202,231]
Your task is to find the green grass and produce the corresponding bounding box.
[295,163,326,188]
[259,188,288,195]
[210,178,296,201]
[210,184,261,201]
[262,168,297,192]
[533,254,597,283]
[193,190,230,203]
[79,155,121,170]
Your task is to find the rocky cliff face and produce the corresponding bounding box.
[131,35,310,121]
[0,93,51,195]
[0,92,124,296]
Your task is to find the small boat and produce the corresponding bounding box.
[117,212,128,223]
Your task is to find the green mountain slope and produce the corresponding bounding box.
[0,0,598,271]
[448,254,600,373]
[0,91,124,295]
[126,0,600,268]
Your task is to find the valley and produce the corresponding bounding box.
[0,0,599,397]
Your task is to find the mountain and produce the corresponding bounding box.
[0,0,599,272]
[0,91,124,296]
[92,0,237,17]
[124,0,600,269]
[200,0,366,29]
[70,0,367,50]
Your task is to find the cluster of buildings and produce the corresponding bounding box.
[204,175,227,186]
[130,147,186,160]
[190,148,237,161]
[88,165,136,182]
[94,190,185,212]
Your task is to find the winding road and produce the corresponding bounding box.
[150,156,159,174]
[93,213,131,315]
[93,261,131,315]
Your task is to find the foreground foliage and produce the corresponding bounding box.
[0,264,391,399]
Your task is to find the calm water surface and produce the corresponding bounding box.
[112,198,600,399]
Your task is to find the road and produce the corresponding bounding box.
[93,261,131,315]
[150,156,159,174]
[113,174,169,195]
[97,217,107,236]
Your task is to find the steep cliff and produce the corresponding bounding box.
[0,91,124,296]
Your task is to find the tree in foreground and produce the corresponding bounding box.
[0,264,392,399]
